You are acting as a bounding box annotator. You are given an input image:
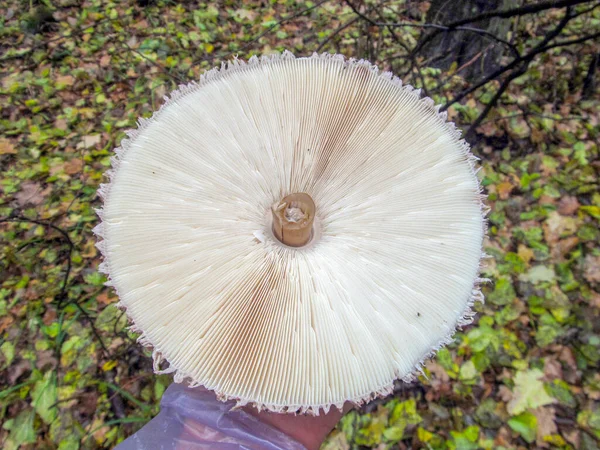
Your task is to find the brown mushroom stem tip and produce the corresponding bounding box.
[271,193,316,247]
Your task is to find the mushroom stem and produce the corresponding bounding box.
[271,193,316,247]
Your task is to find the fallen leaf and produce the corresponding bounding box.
[234,8,258,21]
[8,359,31,385]
[552,236,579,259]
[5,409,36,449]
[100,54,111,67]
[0,315,14,333]
[557,196,580,215]
[64,158,84,175]
[56,75,74,86]
[562,428,580,449]
[519,265,555,284]
[533,407,557,447]
[35,350,58,371]
[507,369,555,415]
[558,347,577,371]
[96,292,117,306]
[518,244,535,264]
[543,358,563,380]
[499,385,513,403]
[82,135,101,149]
[0,138,16,154]
[544,212,579,244]
[584,255,600,284]
[497,181,514,200]
[15,182,45,207]
[590,291,600,309]
[31,371,58,424]
[54,118,68,130]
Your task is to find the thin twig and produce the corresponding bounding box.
[316,16,360,53]
[441,5,584,112]
[0,217,73,304]
[371,21,520,57]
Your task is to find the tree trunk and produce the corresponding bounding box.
[418,0,514,81]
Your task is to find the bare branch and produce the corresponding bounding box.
[317,16,360,52]
[464,7,575,136]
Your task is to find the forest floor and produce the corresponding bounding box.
[0,0,599,449]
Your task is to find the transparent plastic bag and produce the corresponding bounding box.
[115,383,306,449]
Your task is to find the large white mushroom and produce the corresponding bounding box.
[95,51,487,415]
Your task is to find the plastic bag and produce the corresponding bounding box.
[116,383,306,449]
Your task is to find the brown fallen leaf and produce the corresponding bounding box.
[584,254,600,284]
[35,350,58,371]
[96,292,117,306]
[590,291,600,309]
[100,54,111,67]
[8,359,31,385]
[15,182,45,207]
[425,360,450,390]
[559,347,578,371]
[497,181,514,200]
[498,385,513,403]
[64,158,84,175]
[562,428,580,449]
[54,118,68,130]
[42,308,57,326]
[0,315,14,334]
[557,196,580,216]
[56,74,74,86]
[533,407,557,448]
[552,236,579,259]
[0,138,16,154]
[543,358,563,380]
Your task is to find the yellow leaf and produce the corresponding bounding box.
[517,244,535,264]
[102,360,118,371]
[205,43,215,54]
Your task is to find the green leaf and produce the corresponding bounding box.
[31,371,58,424]
[58,435,80,450]
[390,398,422,427]
[383,426,404,443]
[488,277,516,305]
[5,409,36,450]
[449,426,480,450]
[545,380,577,408]
[355,410,387,447]
[1,341,15,366]
[580,205,600,220]
[474,398,503,429]
[508,412,537,443]
[459,360,479,383]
